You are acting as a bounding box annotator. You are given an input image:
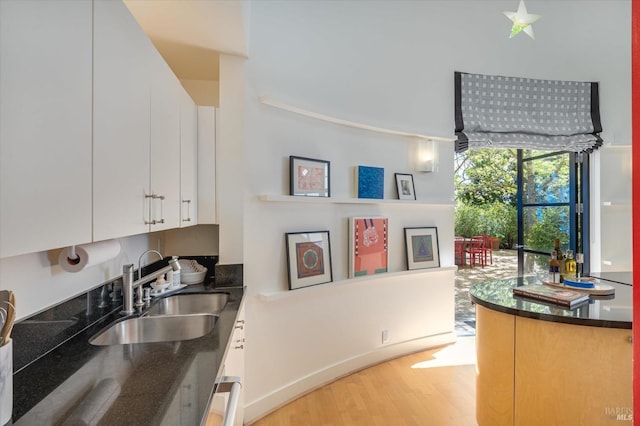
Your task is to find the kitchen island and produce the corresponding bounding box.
[470,275,632,426]
[10,263,243,426]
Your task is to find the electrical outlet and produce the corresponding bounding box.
[382,329,389,344]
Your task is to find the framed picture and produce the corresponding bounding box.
[395,173,416,200]
[285,231,333,290]
[404,227,440,270]
[289,156,330,197]
[349,217,389,278]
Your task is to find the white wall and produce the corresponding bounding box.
[0,233,157,320]
[163,224,220,257]
[240,0,631,422]
[217,54,246,265]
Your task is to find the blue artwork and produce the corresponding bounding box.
[357,166,384,199]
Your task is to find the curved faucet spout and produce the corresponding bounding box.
[121,251,181,315]
[138,250,164,280]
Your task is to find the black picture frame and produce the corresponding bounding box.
[404,227,440,270]
[285,231,333,290]
[289,156,331,197]
[395,173,416,200]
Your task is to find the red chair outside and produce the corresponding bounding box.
[480,234,494,265]
[468,236,486,268]
[454,237,469,267]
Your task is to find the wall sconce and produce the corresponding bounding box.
[415,139,436,173]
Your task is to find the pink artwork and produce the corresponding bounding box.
[290,156,330,197]
[349,217,388,277]
[297,165,325,190]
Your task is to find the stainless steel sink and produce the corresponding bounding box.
[89,314,217,346]
[145,293,229,316]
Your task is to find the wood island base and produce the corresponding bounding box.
[475,304,632,425]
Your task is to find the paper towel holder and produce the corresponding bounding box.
[65,245,81,265]
[59,240,122,273]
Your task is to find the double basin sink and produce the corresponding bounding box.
[90,292,229,346]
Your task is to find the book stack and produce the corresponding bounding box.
[512,284,589,309]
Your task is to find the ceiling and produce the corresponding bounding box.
[124,0,248,103]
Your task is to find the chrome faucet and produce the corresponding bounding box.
[121,252,181,315]
[138,250,164,280]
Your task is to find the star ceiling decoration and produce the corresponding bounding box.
[503,0,542,39]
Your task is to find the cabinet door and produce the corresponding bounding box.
[514,316,632,424]
[224,305,245,426]
[93,0,152,241]
[180,89,198,227]
[0,1,92,258]
[197,107,217,224]
[149,50,181,231]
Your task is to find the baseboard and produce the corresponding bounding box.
[244,331,457,424]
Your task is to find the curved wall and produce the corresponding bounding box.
[236,1,631,422]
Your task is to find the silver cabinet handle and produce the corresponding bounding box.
[155,194,165,224]
[144,193,156,225]
[147,194,165,225]
[215,376,242,426]
[182,199,191,222]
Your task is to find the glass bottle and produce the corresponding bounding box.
[575,252,584,279]
[563,250,577,281]
[549,251,560,283]
[554,238,565,282]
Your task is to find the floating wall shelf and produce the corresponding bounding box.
[602,201,631,207]
[259,96,455,142]
[258,194,454,207]
[258,266,458,303]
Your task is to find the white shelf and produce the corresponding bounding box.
[258,194,454,207]
[602,201,631,207]
[257,266,458,302]
[259,96,455,143]
[602,144,631,149]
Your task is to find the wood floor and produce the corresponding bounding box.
[250,337,477,426]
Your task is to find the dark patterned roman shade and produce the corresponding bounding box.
[454,71,602,153]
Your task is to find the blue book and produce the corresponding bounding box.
[356,166,384,199]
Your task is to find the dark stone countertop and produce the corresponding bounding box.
[10,270,244,425]
[469,275,632,329]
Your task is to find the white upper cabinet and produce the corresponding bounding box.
[149,50,182,231]
[1,0,199,256]
[197,107,217,224]
[0,1,93,258]
[180,90,198,227]
[93,0,152,241]
[94,0,189,239]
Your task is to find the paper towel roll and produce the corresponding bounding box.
[58,240,121,273]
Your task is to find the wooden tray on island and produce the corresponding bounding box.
[541,279,615,295]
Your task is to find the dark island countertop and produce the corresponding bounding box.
[469,275,632,329]
[11,278,244,425]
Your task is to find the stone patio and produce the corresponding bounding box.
[454,249,518,335]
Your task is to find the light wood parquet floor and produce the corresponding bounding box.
[250,337,477,426]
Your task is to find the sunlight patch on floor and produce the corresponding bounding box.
[411,336,477,369]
